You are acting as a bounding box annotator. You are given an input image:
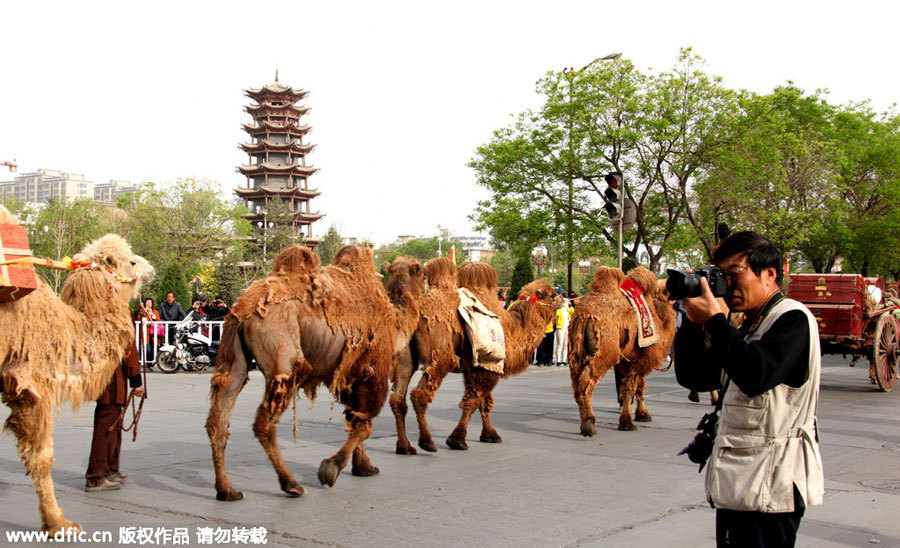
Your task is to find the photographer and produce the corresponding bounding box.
[203,295,229,343]
[674,232,823,547]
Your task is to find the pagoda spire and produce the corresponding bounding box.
[275,68,279,83]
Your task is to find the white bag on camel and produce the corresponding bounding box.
[457,287,506,373]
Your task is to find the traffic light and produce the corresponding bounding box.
[603,171,623,219]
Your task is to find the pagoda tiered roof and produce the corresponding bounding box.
[239,140,316,154]
[237,163,318,176]
[245,210,324,224]
[244,82,308,102]
[245,102,310,116]
[235,185,321,199]
[242,122,311,136]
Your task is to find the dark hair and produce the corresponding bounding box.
[713,231,783,287]
[143,297,155,308]
[166,292,175,298]
[568,292,578,299]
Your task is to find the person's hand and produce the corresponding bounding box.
[682,277,722,325]
[133,386,145,398]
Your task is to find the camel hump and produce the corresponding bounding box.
[424,257,457,289]
[272,245,320,274]
[518,278,553,301]
[458,262,498,291]
[333,245,376,275]
[0,204,18,225]
[588,266,625,294]
[625,266,659,297]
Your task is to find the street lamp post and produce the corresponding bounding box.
[561,51,623,292]
[532,245,547,278]
[255,206,270,259]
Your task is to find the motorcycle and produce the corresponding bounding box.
[156,315,219,373]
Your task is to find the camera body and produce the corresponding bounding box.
[678,410,719,471]
[666,266,729,300]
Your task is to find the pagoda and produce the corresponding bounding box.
[236,72,323,247]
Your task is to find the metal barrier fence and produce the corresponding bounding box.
[133,320,225,366]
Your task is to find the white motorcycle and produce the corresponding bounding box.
[156,315,218,373]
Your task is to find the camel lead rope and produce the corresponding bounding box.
[293,391,299,444]
[109,340,149,442]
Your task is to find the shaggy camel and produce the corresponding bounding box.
[569,266,675,435]
[205,245,424,501]
[390,259,559,454]
[0,206,153,533]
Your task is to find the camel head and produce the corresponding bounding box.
[589,266,625,295]
[0,204,18,225]
[424,257,457,290]
[384,256,425,304]
[72,234,155,299]
[518,278,561,311]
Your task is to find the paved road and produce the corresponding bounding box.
[1,355,899,547]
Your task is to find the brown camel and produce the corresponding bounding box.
[390,259,559,454]
[205,245,425,501]
[568,266,675,435]
[0,206,154,533]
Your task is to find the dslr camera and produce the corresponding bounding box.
[666,266,729,300]
[678,410,719,472]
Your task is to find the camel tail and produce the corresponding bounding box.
[209,316,243,398]
[568,317,587,374]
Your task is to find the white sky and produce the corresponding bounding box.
[2,1,898,246]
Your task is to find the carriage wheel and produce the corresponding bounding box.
[872,314,899,392]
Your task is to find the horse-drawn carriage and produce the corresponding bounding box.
[788,273,900,391]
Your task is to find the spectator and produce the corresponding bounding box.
[553,298,570,366]
[136,297,160,365]
[85,340,143,492]
[203,295,230,342]
[159,292,185,343]
[188,298,206,322]
[536,316,555,366]
[497,289,508,309]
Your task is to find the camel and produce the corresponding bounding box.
[0,205,154,533]
[390,259,559,454]
[569,266,675,435]
[205,245,425,501]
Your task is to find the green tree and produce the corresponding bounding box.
[509,252,534,299]
[157,263,191,311]
[208,252,244,306]
[28,198,114,292]
[316,224,343,265]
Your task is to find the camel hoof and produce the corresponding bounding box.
[634,411,653,422]
[44,520,81,535]
[446,434,468,450]
[317,459,341,488]
[396,444,418,455]
[418,437,438,453]
[479,430,502,443]
[351,464,380,477]
[618,417,637,431]
[688,391,700,403]
[215,489,245,501]
[580,420,597,437]
[280,480,306,497]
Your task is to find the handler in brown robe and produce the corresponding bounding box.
[84,342,144,492]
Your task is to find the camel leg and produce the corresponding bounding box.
[634,375,652,422]
[618,368,638,431]
[253,365,307,497]
[478,392,502,443]
[390,347,417,455]
[206,353,250,501]
[409,358,453,453]
[3,392,78,533]
[571,362,605,437]
[318,415,375,487]
[447,369,499,450]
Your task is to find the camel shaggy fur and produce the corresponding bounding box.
[568,266,675,435]
[0,205,154,532]
[391,259,559,454]
[205,245,424,501]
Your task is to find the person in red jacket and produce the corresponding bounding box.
[84,342,144,492]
